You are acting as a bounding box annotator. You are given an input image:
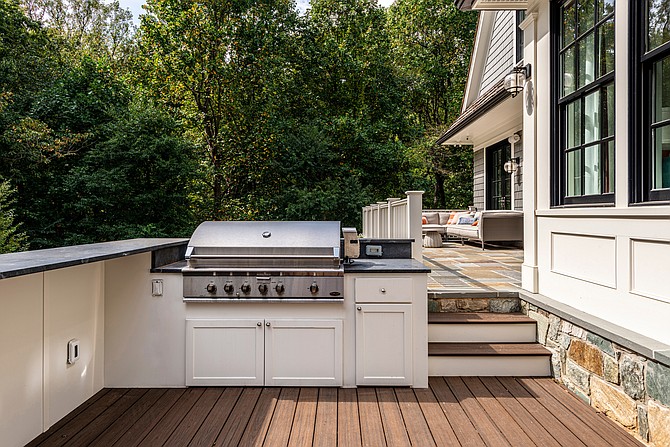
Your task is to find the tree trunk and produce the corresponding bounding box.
[433,170,446,209]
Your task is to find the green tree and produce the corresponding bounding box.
[21,0,136,68]
[387,0,477,208]
[137,0,301,220]
[0,180,28,253]
[270,0,417,227]
[61,100,198,244]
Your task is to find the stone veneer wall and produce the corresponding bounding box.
[522,300,670,446]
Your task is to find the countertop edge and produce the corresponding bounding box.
[0,238,189,280]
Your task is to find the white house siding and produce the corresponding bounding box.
[473,148,485,210]
[479,11,515,95]
[523,1,670,347]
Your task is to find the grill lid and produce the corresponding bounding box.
[185,221,341,270]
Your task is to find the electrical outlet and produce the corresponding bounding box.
[152,279,163,296]
[67,339,80,364]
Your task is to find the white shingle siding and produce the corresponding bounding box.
[479,11,515,96]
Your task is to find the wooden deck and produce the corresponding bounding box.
[27,378,644,447]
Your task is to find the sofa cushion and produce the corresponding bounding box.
[456,215,475,225]
[446,211,458,225]
[438,212,451,225]
[423,212,439,224]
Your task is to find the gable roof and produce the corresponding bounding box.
[437,10,521,147]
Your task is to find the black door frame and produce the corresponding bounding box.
[486,141,512,210]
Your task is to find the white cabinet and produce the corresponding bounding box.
[355,303,412,385]
[186,318,342,386]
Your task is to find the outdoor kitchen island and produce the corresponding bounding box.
[0,230,428,446]
[180,257,428,389]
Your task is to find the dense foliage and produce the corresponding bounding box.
[0,0,477,250]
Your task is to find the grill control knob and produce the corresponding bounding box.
[275,283,285,294]
[223,282,234,294]
[240,282,251,294]
[309,282,319,294]
[206,283,217,294]
[258,284,268,294]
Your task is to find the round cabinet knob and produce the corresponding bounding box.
[258,284,268,294]
[240,282,251,294]
[257,322,262,326]
[357,306,362,311]
[206,283,217,294]
[309,282,319,294]
[275,283,285,294]
[266,322,271,327]
[223,282,234,293]
[380,288,386,293]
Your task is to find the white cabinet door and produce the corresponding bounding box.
[356,304,412,385]
[265,319,343,386]
[186,319,264,386]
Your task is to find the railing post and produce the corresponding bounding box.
[362,206,369,237]
[386,198,400,238]
[405,191,424,260]
[376,202,385,238]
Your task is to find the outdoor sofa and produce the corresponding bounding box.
[422,210,523,249]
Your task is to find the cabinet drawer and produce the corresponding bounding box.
[355,277,412,303]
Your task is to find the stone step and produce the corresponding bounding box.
[428,295,521,313]
[428,312,536,343]
[428,342,552,377]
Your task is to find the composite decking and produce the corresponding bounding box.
[27,377,643,447]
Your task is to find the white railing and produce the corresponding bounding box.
[361,191,424,260]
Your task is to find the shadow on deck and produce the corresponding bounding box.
[28,377,643,446]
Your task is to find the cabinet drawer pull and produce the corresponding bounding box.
[357,306,362,311]
[380,288,386,293]
[257,322,262,326]
[266,322,271,326]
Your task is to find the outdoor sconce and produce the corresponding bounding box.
[504,157,520,174]
[504,64,532,97]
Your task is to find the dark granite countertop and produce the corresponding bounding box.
[0,238,188,280]
[344,258,430,274]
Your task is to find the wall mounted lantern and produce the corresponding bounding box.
[504,157,520,174]
[504,64,532,97]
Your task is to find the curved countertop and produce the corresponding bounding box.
[0,238,188,280]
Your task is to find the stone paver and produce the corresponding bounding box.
[423,241,523,294]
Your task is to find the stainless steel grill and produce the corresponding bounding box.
[182,221,344,301]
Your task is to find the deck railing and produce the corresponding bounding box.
[361,191,423,260]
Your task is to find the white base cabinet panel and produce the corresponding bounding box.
[265,319,342,386]
[186,318,342,386]
[186,319,264,386]
[355,304,412,385]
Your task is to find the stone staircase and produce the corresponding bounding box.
[428,297,552,376]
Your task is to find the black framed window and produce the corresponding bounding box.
[553,0,615,206]
[516,11,526,64]
[632,0,670,203]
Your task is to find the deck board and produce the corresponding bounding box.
[357,388,386,447]
[237,387,279,447]
[376,387,411,447]
[287,388,318,447]
[188,387,242,447]
[445,377,512,446]
[263,387,299,447]
[337,388,362,447]
[313,388,337,447]
[27,379,644,447]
